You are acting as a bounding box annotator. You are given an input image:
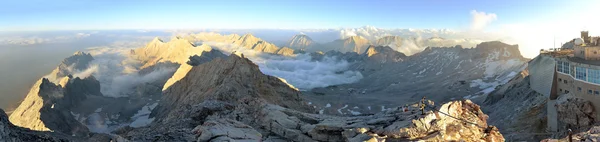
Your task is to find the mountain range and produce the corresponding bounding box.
[1,31,530,141]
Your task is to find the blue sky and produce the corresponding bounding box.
[1,0,593,31]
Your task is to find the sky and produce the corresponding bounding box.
[2,0,600,58]
[0,0,596,30]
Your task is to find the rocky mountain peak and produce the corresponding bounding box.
[152,54,313,122]
[133,37,212,68]
[8,75,103,136]
[475,41,524,59]
[286,34,316,50]
[162,49,228,91]
[52,51,94,79]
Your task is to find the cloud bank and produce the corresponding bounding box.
[84,45,177,97]
[470,10,497,31]
[202,41,364,90]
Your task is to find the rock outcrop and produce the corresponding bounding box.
[8,76,99,137]
[556,93,597,130]
[124,96,503,141]
[1,108,75,141]
[542,126,600,142]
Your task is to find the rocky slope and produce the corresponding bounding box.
[374,36,482,56]
[118,53,504,141]
[162,49,227,91]
[482,68,549,141]
[304,41,528,116]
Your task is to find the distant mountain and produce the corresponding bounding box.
[305,41,528,115]
[132,37,213,68]
[339,26,458,42]
[187,32,295,56]
[322,36,371,54]
[285,34,317,51]
[375,36,403,47]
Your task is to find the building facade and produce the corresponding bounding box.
[533,31,600,132]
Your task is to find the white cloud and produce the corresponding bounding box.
[201,41,364,90]
[470,10,497,31]
[84,44,177,97]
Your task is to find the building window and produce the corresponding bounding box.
[588,69,600,84]
[595,91,599,95]
[557,61,563,73]
[566,90,569,93]
[589,90,593,94]
[563,62,570,74]
[578,87,582,92]
[559,78,562,82]
[576,66,587,80]
[560,89,563,92]
[564,80,568,84]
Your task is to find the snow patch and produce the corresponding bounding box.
[94,107,102,113]
[348,109,362,115]
[129,103,159,128]
[337,105,348,114]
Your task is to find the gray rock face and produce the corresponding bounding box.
[192,119,262,141]
[186,50,227,66]
[53,52,94,79]
[1,108,75,142]
[9,75,104,137]
[543,126,600,141]
[483,69,548,140]
[556,94,596,130]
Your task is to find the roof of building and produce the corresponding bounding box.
[566,56,600,66]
